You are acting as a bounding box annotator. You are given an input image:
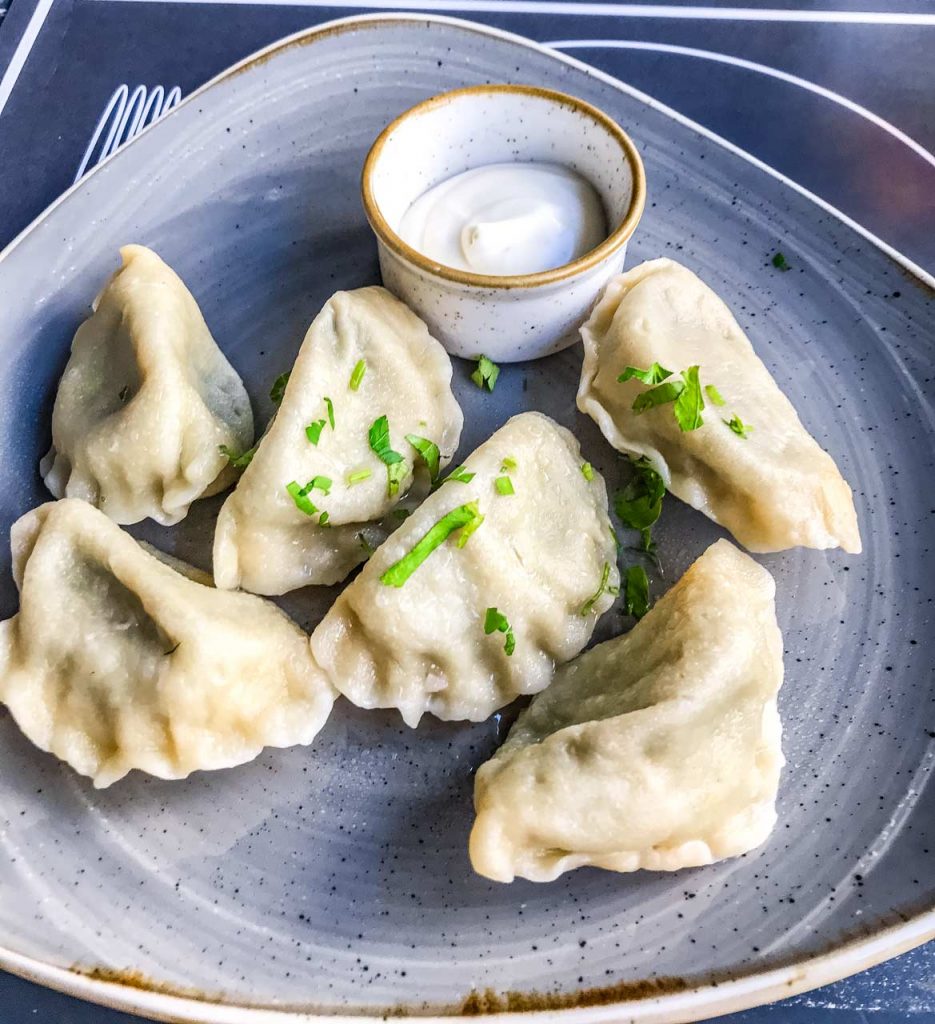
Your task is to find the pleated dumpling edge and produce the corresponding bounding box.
[469,539,785,883]
[577,258,861,555]
[0,499,335,788]
[41,244,254,526]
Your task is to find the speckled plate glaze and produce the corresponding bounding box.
[0,14,932,1024]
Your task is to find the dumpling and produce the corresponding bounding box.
[577,258,861,554]
[310,412,620,727]
[0,500,335,788]
[41,245,254,526]
[469,539,784,883]
[213,287,463,595]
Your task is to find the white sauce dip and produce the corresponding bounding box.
[398,162,607,276]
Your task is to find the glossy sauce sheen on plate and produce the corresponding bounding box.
[0,14,932,1021]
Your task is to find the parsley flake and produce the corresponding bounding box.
[369,415,408,497]
[581,462,594,482]
[387,462,407,496]
[623,565,650,619]
[439,465,475,486]
[614,457,665,552]
[500,456,517,472]
[308,475,332,495]
[405,434,441,482]
[580,562,618,616]
[347,467,372,485]
[455,507,485,548]
[349,359,366,391]
[484,607,516,657]
[724,414,754,439]
[318,511,330,527]
[305,419,327,445]
[495,475,515,496]
[632,379,684,413]
[627,366,720,433]
[219,443,257,469]
[270,371,291,406]
[674,365,705,432]
[471,354,500,392]
[380,501,483,587]
[324,396,335,429]
[286,480,318,517]
[617,363,673,385]
[772,252,791,272]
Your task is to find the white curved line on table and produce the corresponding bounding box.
[3,3,935,122]
[547,39,935,172]
[81,0,935,25]
[73,84,183,182]
[0,0,54,117]
[73,84,130,183]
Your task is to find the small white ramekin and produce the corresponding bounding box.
[361,84,646,363]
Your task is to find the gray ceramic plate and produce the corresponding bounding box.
[0,14,932,1024]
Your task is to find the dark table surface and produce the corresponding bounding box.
[0,0,932,1020]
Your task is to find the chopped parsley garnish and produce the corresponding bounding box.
[358,532,375,556]
[307,475,332,495]
[615,458,665,552]
[439,465,475,486]
[369,414,408,497]
[405,434,441,482]
[704,384,726,407]
[380,501,483,587]
[456,507,485,548]
[580,562,619,616]
[306,397,336,446]
[581,462,594,482]
[471,354,500,392]
[219,443,257,469]
[772,251,791,271]
[496,454,516,494]
[617,363,672,385]
[286,480,319,517]
[623,565,650,619]
[318,511,330,527]
[632,380,685,414]
[386,462,407,496]
[349,359,367,391]
[484,607,516,657]
[629,365,707,432]
[369,414,397,459]
[305,419,327,445]
[347,467,372,485]
[724,414,754,439]
[270,371,291,406]
[674,365,705,432]
[393,507,413,521]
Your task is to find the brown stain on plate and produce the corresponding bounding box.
[223,17,438,76]
[460,977,690,1013]
[64,901,934,1019]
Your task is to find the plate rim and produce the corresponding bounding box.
[0,10,931,1023]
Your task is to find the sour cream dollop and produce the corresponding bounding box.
[397,162,607,276]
